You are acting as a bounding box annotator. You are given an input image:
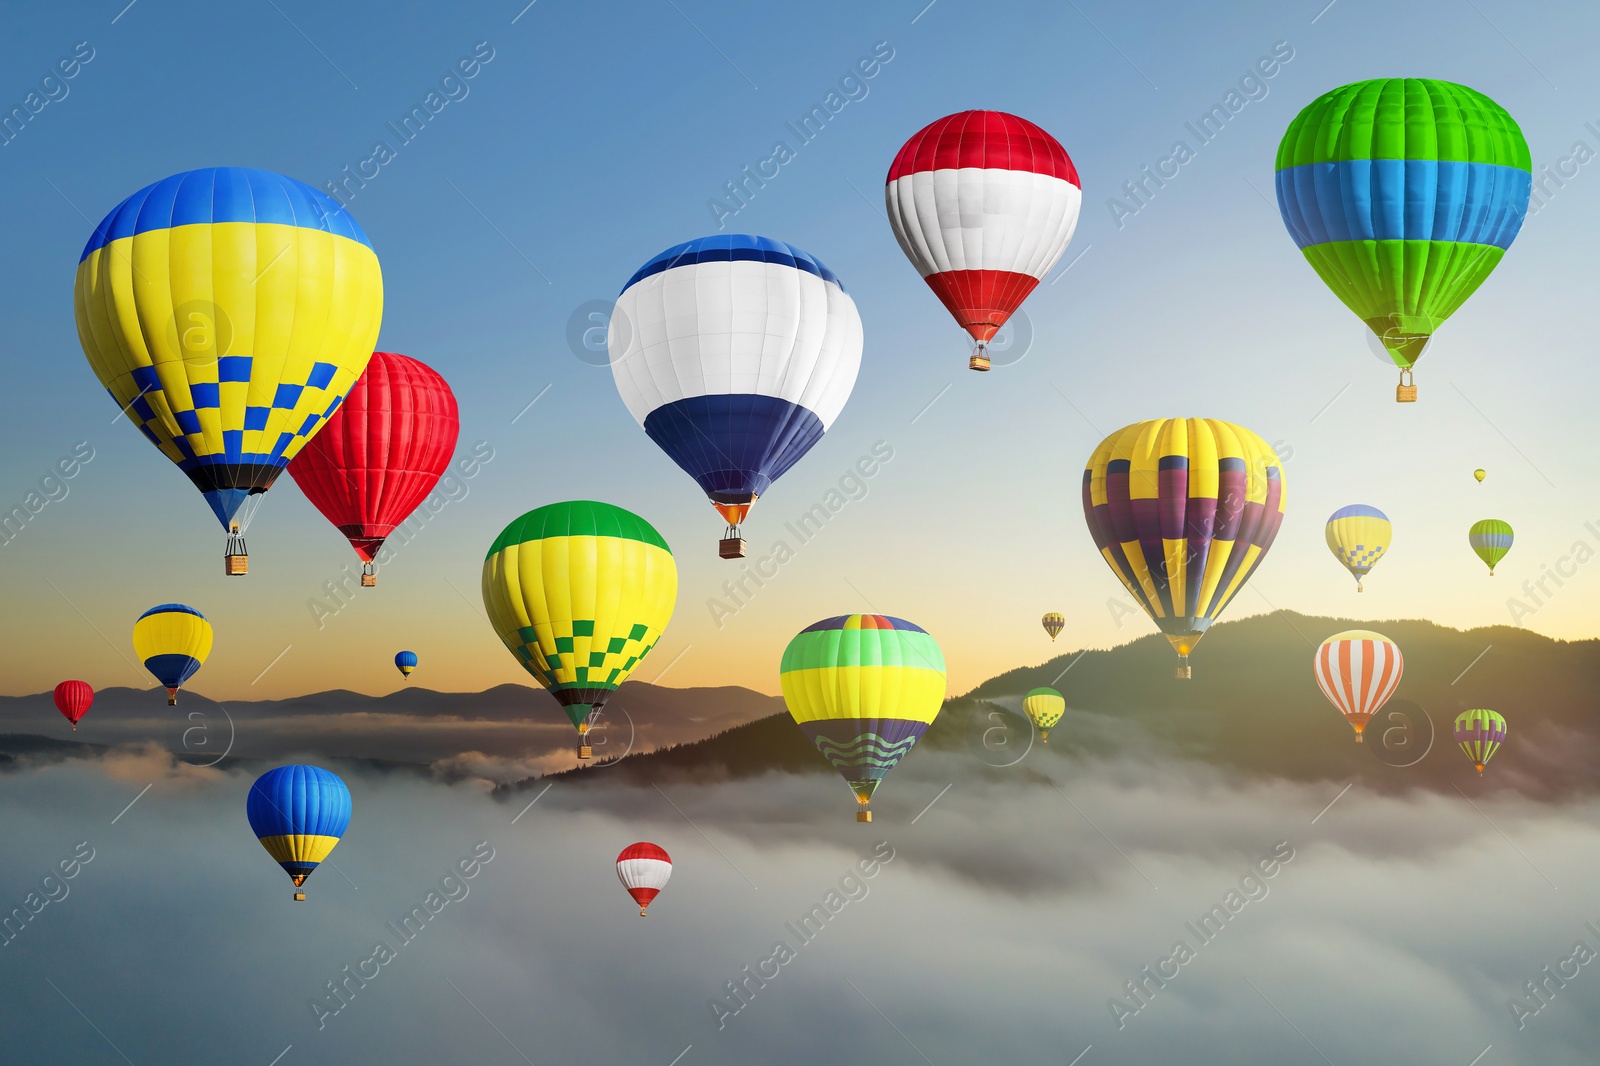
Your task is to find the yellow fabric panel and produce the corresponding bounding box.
[1188,418,1219,498]
[257,833,342,865]
[779,664,946,725]
[131,612,214,665]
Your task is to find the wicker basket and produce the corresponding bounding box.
[361,573,376,587]
[719,537,747,559]
[578,744,593,760]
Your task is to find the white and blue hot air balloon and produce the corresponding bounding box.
[608,235,862,558]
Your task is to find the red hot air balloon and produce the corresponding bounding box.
[886,110,1082,371]
[288,352,459,586]
[54,681,94,731]
[616,842,672,917]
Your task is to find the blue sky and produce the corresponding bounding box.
[2,0,1597,700]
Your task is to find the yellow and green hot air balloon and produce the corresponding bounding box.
[132,603,213,705]
[1468,519,1513,576]
[1082,419,1287,679]
[1454,708,1506,777]
[1041,612,1065,641]
[74,168,383,572]
[1276,80,1531,402]
[482,501,678,760]
[780,615,945,822]
[1473,468,1486,484]
[1022,687,1065,743]
[1325,505,1391,592]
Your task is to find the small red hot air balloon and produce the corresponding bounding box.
[54,681,94,731]
[288,352,460,587]
[616,842,672,917]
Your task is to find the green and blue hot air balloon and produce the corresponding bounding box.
[247,764,351,901]
[1469,518,1513,575]
[1276,79,1531,402]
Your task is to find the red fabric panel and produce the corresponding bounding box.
[887,110,1078,185]
[921,269,1042,343]
[617,842,671,864]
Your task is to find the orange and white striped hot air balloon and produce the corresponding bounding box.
[1312,630,1403,743]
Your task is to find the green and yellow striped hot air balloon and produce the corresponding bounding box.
[1468,518,1513,576]
[1276,80,1531,402]
[1022,687,1065,743]
[1454,708,1507,777]
[780,615,945,822]
[482,501,678,760]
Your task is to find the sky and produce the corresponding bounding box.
[2,0,1599,702]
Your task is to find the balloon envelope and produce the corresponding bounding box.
[1082,419,1287,677]
[1469,519,1513,574]
[394,650,417,678]
[1473,468,1487,483]
[1041,612,1065,640]
[1454,708,1506,774]
[1022,687,1065,741]
[247,765,351,890]
[289,351,460,564]
[1325,504,1391,590]
[132,604,212,702]
[616,842,672,916]
[53,680,94,728]
[1313,630,1403,741]
[74,167,383,529]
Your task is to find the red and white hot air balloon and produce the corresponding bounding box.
[53,680,94,731]
[1312,630,1403,743]
[288,352,460,587]
[616,842,672,917]
[885,110,1082,371]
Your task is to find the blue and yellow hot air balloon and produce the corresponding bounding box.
[482,501,678,760]
[1276,80,1531,402]
[394,650,417,680]
[1469,519,1513,575]
[780,615,946,822]
[1325,505,1392,592]
[74,168,383,571]
[132,604,212,705]
[246,765,351,901]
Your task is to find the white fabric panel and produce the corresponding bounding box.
[617,856,673,892]
[886,168,1082,279]
[609,260,862,430]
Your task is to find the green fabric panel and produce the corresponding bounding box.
[485,500,671,558]
[1277,79,1530,170]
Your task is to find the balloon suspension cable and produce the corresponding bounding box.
[969,342,991,372]
[235,492,266,533]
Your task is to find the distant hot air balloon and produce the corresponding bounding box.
[1082,419,1287,679]
[1469,519,1513,575]
[781,615,946,822]
[886,110,1082,371]
[394,651,417,680]
[1454,708,1506,777]
[74,168,383,572]
[1041,612,1065,641]
[289,352,460,586]
[53,681,93,731]
[616,842,672,917]
[1022,687,1065,743]
[1276,80,1530,402]
[1325,505,1391,592]
[247,765,351,901]
[482,501,678,760]
[1313,630,1403,743]
[132,604,213,705]
[609,235,861,558]
[1473,468,1487,484]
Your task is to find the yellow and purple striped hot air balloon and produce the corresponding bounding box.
[1082,419,1287,679]
[1454,708,1507,777]
[1276,80,1531,402]
[1041,612,1065,641]
[780,615,945,822]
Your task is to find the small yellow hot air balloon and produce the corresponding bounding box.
[1473,468,1486,483]
[1022,688,1065,742]
[1041,612,1065,641]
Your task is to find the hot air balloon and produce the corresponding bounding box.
[608,235,861,559]
[1473,468,1487,484]
[288,351,459,586]
[246,765,351,901]
[1313,630,1403,743]
[1022,687,1065,743]
[886,110,1082,371]
[1469,519,1513,575]
[1454,708,1506,777]
[74,167,383,572]
[53,681,93,731]
[1041,612,1065,641]
[394,650,417,680]
[1325,505,1391,592]
[616,842,672,917]
[132,604,212,705]
[482,501,678,760]
[780,615,946,822]
[1082,419,1287,679]
[1275,80,1531,402]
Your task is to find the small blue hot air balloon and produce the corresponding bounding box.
[247,765,351,901]
[394,650,417,680]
